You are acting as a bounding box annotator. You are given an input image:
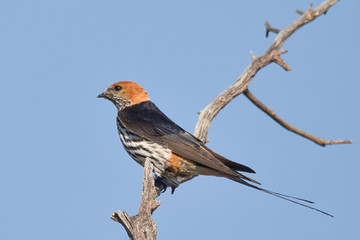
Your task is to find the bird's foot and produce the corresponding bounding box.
[154,176,168,196]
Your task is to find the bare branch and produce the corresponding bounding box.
[249,50,257,60]
[194,0,340,143]
[111,1,347,239]
[243,89,352,147]
[264,20,280,37]
[274,55,292,71]
[111,158,160,240]
[296,9,304,15]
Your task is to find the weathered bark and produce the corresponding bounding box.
[111,158,160,240]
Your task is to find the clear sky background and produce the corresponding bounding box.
[1,1,359,239]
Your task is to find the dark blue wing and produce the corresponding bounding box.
[118,101,185,136]
[118,101,256,178]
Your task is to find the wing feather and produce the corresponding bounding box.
[118,101,258,183]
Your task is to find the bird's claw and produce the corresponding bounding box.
[154,176,168,194]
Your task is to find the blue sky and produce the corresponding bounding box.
[1,1,359,239]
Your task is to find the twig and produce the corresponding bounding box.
[264,20,280,37]
[243,89,352,147]
[296,9,304,15]
[249,50,257,60]
[111,158,161,240]
[274,49,291,71]
[193,0,340,144]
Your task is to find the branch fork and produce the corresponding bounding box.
[273,49,291,71]
[194,0,351,147]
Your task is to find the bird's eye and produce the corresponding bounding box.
[114,86,122,91]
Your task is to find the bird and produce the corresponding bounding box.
[98,81,332,217]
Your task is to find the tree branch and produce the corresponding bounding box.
[243,89,352,146]
[111,158,160,240]
[193,0,343,145]
[111,1,349,239]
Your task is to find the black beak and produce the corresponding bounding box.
[97,92,105,98]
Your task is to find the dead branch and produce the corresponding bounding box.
[111,158,161,240]
[243,89,352,146]
[193,0,346,146]
[296,9,304,15]
[111,1,349,239]
[264,20,280,37]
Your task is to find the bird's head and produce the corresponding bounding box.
[97,81,150,110]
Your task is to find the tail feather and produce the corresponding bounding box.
[228,176,333,217]
[203,145,256,173]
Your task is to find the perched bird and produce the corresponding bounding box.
[98,81,332,217]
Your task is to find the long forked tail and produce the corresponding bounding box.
[228,176,333,217]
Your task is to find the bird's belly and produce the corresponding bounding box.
[117,122,198,188]
[117,124,171,176]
